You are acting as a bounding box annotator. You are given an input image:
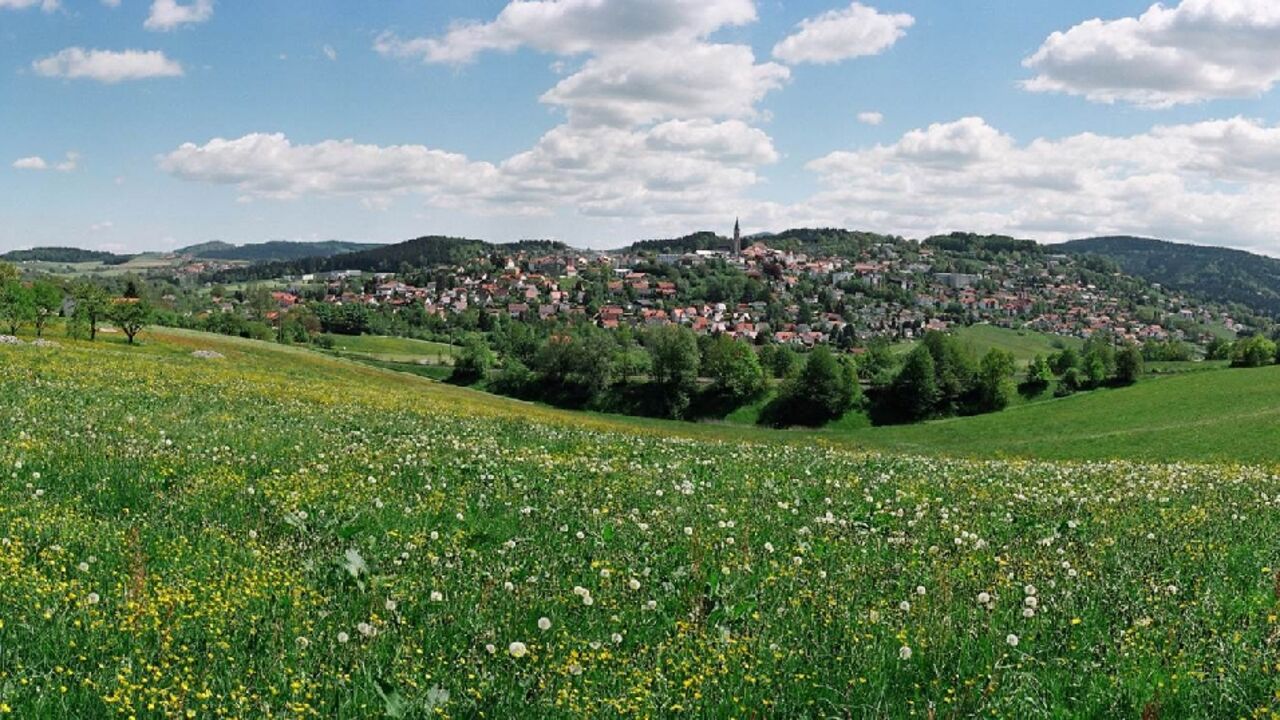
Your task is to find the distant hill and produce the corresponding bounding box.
[623,228,903,257]
[761,228,901,258]
[177,240,383,263]
[0,247,133,264]
[211,236,571,281]
[1051,236,1280,317]
[924,232,1041,255]
[624,231,728,254]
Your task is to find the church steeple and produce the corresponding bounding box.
[733,217,741,255]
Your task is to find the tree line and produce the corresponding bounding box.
[448,321,863,427]
[442,320,1155,430]
[0,263,155,344]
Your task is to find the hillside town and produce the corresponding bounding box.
[232,228,1241,353]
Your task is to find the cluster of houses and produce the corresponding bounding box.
[247,238,1237,351]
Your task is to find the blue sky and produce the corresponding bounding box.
[4,0,1280,253]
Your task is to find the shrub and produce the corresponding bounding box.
[450,336,494,385]
[762,346,861,427]
[1231,335,1276,368]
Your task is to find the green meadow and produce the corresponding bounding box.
[0,328,1277,717]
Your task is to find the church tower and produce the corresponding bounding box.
[733,217,741,255]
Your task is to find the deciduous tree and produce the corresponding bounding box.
[702,335,765,403]
[0,279,34,335]
[31,281,62,338]
[1115,344,1144,385]
[109,296,153,345]
[644,325,700,417]
[71,283,110,341]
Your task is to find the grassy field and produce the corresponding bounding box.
[13,253,221,278]
[327,334,459,365]
[332,328,1275,464]
[951,325,1080,364]
[699,361,1279,463]
[1144,359,1230,376]
[889,325,1079,365]
[838,364,1280,463]
[0,328,1278,717]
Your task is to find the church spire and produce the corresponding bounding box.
[733,217,741,255]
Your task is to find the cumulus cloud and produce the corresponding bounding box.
[857,111,884,125]
[161,1,793,233]
[158,115,1280,251]
[374,0,755,64]
[159,119,778,224]
[497,121,777,218]
[11,152,78,171]
[158,133,500,204]
[145,0,213,31]
[540,41,789,126]
[644,119,779,164]
[799,115,1280,249]
[1024,0,1280,107]
[0,0,59,11]
[322,45,337,62]
[55,152,80,172]
[33,48,184,83]
[377,0,785,130]
[12,156,48,170]
[773,2,914,65]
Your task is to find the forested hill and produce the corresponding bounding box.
[178,240,382,262]
[1051,236,1280,317]
[624,231,727,254]
[210,236,571,281]
[624,229,1047,260]
[0,247,133,264]
[623,228,906,257]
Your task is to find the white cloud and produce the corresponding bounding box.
[159,118,779,225]
[144,0,213,31]
[0,0,59,12]
[11,151,78,172]
[154,115,1280,251]
[90,220,114,232]
[158,133,500,204]
[55,151,79,172]
[322,45,337,62]
[101,0,120,7]
[773,2,914,65]
[498,120,777,218]
[644,119,779,164]
[799,115,1280,250]
[1024,0,1280,107]
[33,48,184,83]
[361,196,392,212]
[857,111,884,125]
[377,1,785,131]
[13,156,48,170]
[540,41,789,126]
[374,0,756,64]
[167,2,791,234]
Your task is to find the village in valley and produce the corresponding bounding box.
[201,222,1244,357]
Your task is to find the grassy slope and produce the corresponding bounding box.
[889,325,1079,365]
[301,328,1275,464]
[24,325,1270,464]
[843,366,1280,463]
[951,325,1080,364]
[327,334,459,364]
[2,327,1279,717]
